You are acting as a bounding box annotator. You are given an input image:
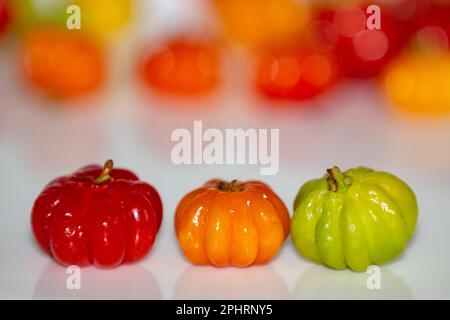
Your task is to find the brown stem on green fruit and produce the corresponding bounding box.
[326,166,352,194]
[93,159,114,184]
[218,179,244,192]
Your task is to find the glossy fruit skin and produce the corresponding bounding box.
[31,163,163,268]
[291,167,418,272]
[21,29,104,99]
[141,39,220,96]
[175,179,290,267]
[255,46,340,100]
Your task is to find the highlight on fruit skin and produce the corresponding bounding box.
[21,28,105,99]
[291,166,418,272]
[140,38,221,96]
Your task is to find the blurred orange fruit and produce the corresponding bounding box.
[212,0,310,49]
[21,29,105,99]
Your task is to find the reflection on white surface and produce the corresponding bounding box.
[174,266,288,300]
[293,265,412,300]
[33,262,161,300]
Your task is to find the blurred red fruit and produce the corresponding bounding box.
[312,1,421,78]
[0,0,10,37]
[255,46,340,100]
[414,2,450,52]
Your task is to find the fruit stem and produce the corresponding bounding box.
[327,166,352,193]
[218,179,243,192]
[93,159,114,184]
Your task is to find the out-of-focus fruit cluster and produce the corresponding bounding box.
[5,0,132,99]
[383,1,450,115]
[1,0,449,115]
[211,0,450,115]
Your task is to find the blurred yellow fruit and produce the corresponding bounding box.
[75,0,132,38]
[212,0,310,49]
[384,52,450,115]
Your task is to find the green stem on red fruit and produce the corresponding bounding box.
[93,159,114,184]
[327,166,352,194]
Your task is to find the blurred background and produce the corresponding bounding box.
[0,0,450,299]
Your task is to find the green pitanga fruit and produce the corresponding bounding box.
[291,166,418,272]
